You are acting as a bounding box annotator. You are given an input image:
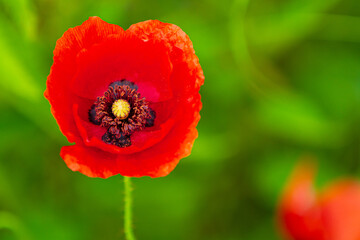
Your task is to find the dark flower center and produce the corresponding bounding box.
[88,80,156,147]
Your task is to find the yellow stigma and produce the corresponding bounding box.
[112,99,130,120]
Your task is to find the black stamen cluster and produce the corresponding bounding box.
[88,80,155,147]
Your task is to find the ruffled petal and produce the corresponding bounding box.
[70,37,173,102]
[61,93,201,178]
[61,142,179,178]
[127,20,204,96]
[45,17,125,142]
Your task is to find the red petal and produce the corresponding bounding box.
[127,20,204,96]
[45,17,124,142]
[61,142,180,178]
[70,37,173,102]
[61,93,201,178]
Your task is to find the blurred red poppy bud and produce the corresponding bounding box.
[278,160,360,240]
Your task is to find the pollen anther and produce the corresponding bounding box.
[112,99,130,120]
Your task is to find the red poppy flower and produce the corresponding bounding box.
[278,161,360,240]
[44,17,204,178]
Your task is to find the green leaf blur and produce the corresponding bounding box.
[0,0,360,239]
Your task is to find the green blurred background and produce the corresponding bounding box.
[1,0,360,239]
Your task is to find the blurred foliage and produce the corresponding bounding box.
[0,0,360,239]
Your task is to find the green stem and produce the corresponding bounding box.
[124,177,136,240]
